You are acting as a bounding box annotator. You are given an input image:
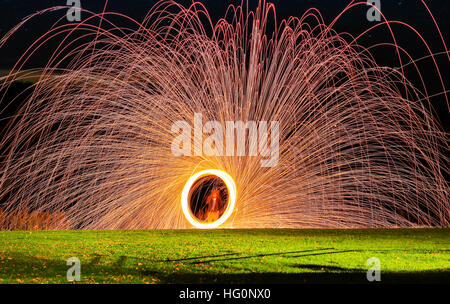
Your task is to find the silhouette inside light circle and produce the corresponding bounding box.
[188,175,229,223]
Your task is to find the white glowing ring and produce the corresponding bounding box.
[181,169,236,229]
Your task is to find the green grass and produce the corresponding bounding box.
[0,229,448,284]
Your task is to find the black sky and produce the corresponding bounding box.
[0,0,448,67]
[0,0,448,127]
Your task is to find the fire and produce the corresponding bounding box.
[181,170,237,229]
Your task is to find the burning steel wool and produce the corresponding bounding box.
[181,169,237,229]
[0,1,448,229]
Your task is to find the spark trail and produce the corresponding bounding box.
[0,1,448,229]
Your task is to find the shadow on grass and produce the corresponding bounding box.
[1,251,449,284]
[173,248,337,264]
[189,249,361,264]
[293,264,359,272]
[151,270,450,284]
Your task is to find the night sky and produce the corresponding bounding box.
[0,0,448,127]
[0,1,448,66]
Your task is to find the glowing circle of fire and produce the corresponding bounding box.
[181,170,237,229]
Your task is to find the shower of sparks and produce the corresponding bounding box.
[181,169,237,229]
[0,1,448,229]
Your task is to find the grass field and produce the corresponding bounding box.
[0,229,449,284]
